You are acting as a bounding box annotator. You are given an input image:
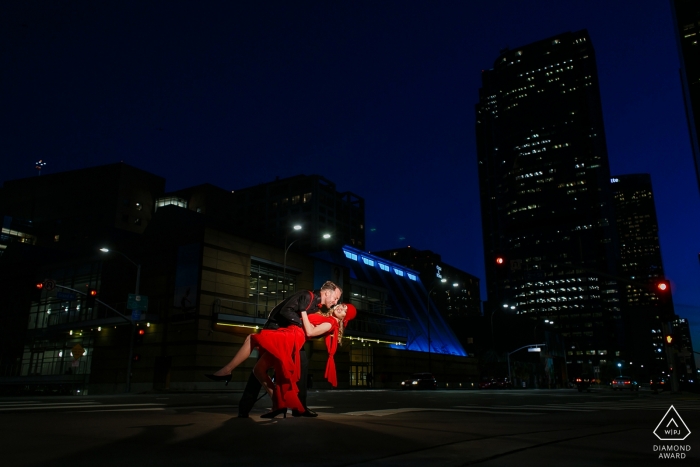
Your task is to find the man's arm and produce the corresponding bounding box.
[276,290,311,327]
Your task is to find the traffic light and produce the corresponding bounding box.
[655,280,670,293]
[86,288,98,308]
[664,334,678,347]
[135,327,145,345]
[31,281,44,302]
[495,256,505,266]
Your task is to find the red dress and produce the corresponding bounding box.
[307,314,340,387]
[251,326,306,412]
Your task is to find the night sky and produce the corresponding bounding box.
[2,1,699,361]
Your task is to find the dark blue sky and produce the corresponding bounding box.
[2,1,699,358]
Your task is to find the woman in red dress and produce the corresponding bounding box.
[204,303,356,418]
[301,303,357,387]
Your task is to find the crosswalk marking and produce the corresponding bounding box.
[344,408,541,417]
[454,405,595,412]
[0,403,165,412]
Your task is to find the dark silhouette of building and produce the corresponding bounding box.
[1,165,476,393]
[672,0,700,192]
[611,174,674,378]
[163,174,364,253]
[476,31,621,379]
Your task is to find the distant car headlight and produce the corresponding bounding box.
[412,381,418,385]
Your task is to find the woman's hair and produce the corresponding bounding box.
[320,303,346,344]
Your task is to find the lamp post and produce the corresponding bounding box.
[425,278,459,373]
[281,226,331,298]
[282,225,303,298]
[100,247,141,393]
[508,343,546,385]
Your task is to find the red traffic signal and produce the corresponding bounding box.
[495,256,505,265]
[85,287,98,307]
[31,281,44,301]
[138,329,145,336]
[656,282,668,292]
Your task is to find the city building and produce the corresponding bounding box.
[371,246,482,354]
[164,175,365,254]
[672,0,700,192]
[476,30,621,380]
[1,165,476,394]
[611,174,674,378]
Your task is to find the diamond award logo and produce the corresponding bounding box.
[654,405,691,441]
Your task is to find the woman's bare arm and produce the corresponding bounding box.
[301,311,332,337]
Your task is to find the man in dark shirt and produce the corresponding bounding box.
[237,280,342,418]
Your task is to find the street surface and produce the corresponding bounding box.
[1,388,698,466]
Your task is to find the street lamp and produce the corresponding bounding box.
[617,362,622,376]
[508,343,546,385]
[425,278,459,373]
[281,226,331,297]
[282,225,303,297]
[100,247,141,393]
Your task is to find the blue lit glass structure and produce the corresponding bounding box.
[314,246,467,356]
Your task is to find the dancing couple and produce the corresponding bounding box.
[206,280,356,418]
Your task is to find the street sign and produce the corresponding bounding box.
[127,294,149,311]
[43,279,56,291]
[56,291,77,301]
[527,347,542,352]
[131,310,142,321]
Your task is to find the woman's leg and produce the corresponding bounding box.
[212,335,254,376]
[253,352,276,400]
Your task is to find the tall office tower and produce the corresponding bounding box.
[672,0,700,192]
[476,31,622,376]
[611,174,672,376]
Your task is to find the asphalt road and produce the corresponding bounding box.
[1,388,698,466]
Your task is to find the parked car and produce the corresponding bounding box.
[574,374,592,392]
[611,376,639,391]
[650,376,668,393]
[401,373,437,390]
[478,378,495,389]
[493,377,513,389]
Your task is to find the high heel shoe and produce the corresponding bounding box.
[260,408,287,419]
[204,373,232,386]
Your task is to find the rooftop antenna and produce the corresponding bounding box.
[35,159,47,176]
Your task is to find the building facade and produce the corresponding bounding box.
[1,165,476,394]
[611,174,674,378]
[672,0,700,192]
[476,31,622,378]
[371,246,482,354]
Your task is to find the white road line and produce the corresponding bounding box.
[0,403,166,411]
[78,408,168,413]
[0,401,96,407]
[454,405,595,412]
[344,408,541,417]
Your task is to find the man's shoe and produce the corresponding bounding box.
[292,408,318,417]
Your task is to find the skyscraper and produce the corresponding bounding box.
[672,0,700,192]
[476,31,622,376]
[611,174,671,376]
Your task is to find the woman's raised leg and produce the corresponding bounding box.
[211,335,254,376]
